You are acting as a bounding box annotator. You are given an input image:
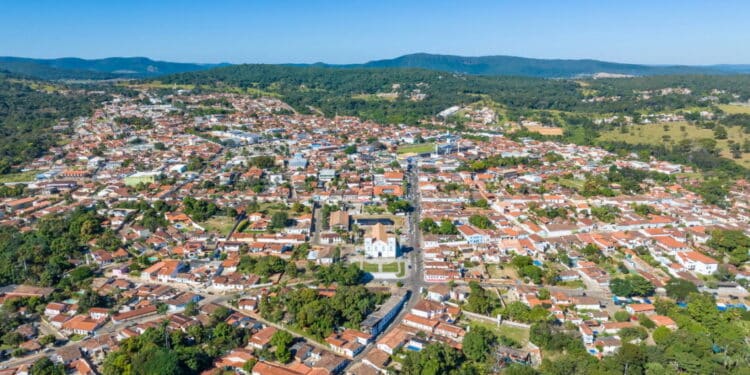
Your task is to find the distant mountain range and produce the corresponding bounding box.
[325,53,750,78]
[0,56,228,80]
[1,53,749,80]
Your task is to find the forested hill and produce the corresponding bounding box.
[0,71,108,173]
[158,64,584,123]
[0,56,227,80]
[4,54,750,80]
[159,64,750,122]
[322,53,750,78]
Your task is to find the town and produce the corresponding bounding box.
[0,85,748,375]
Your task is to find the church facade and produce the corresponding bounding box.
[364,223,399,258]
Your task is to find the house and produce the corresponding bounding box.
[402,313,438,332]
[88,307,110,320]
[249,326,277,350]
[238,298,258,312]
[326,331,366,358]
[675,251,718,275]
[411,299,445,319]
[61,315,104,336]
[376,326,410,354]
[650,315,678,330]
[360,291,408,336]
[364,223,399,258]
[44,302,68,317]
[427,284,451,302]
[457,225,489,244]
[626,303,655,315]
[215,348,256,371]
[362,348,391,373]
[329,210,350,230]
[319,169,337,181]
[112,305,158,324]
[594,336,622,355]
[320,232,343,245]
[140,259,187,281]
[252,361,307,375]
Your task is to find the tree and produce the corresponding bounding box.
[184,301,198,316]
[249,155,275,169]
[463,325,496,362]
[714,125,728,140]
[537,288,550,300]
[39,334,57,346]
[707,229,750,265]
[652,326,672,345]
[131,347,180,375]
[470,198,490,209]
[614,310,631,322]
[270,211,289,229]
[665,278,698,302]
[271,330,294,363]
[468,214,494,229]
[465,282,500,315]
[31,357,66,375]
[401,343,464,375]
[504,364,539,375]
[285,262,299,278]
[609,275,654,297]
[419,218,438,233]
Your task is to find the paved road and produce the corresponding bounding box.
[346,159,426,367]
[312,204,323,245]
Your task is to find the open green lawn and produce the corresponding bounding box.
[557,178,584,190]
[598,121,750,168]
[197,216,236,236]
[397,143,435,155]
[361,261,405,276]
[0,170,39,183]
[381,262,399,273]
[396,262,406,278]
[468,319,530,345]
[719,104,750,115]
[352,93,398,101]
[486,264,519,280]
[123,81,195,90]
[362,263,380,272]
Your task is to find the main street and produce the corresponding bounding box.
[345,158,426,367]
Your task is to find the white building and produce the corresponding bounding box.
[364,223,399,258]
[675,251,718,275]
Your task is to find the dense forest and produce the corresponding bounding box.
[159,65,750,123]
[158,64,585,124]
[0,71,106,173]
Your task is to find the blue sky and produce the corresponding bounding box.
[1,0,748,65]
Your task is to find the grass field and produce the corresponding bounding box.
[381,262,399,273]
[361,261,405,276]
[352,93,398,101]
[197,216,236,236]
[0,170,39,183]
[719,104,750,115]
[362,263,380,272]
[486,264,519,280]
[468,319,530,345]
[397,143,435,155]
[123,81,195,90]
[396,262,406,278]
[598,121,750,168]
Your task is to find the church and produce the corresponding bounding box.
[364,223,399,258]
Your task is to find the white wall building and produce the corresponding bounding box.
[364,223,399,258]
